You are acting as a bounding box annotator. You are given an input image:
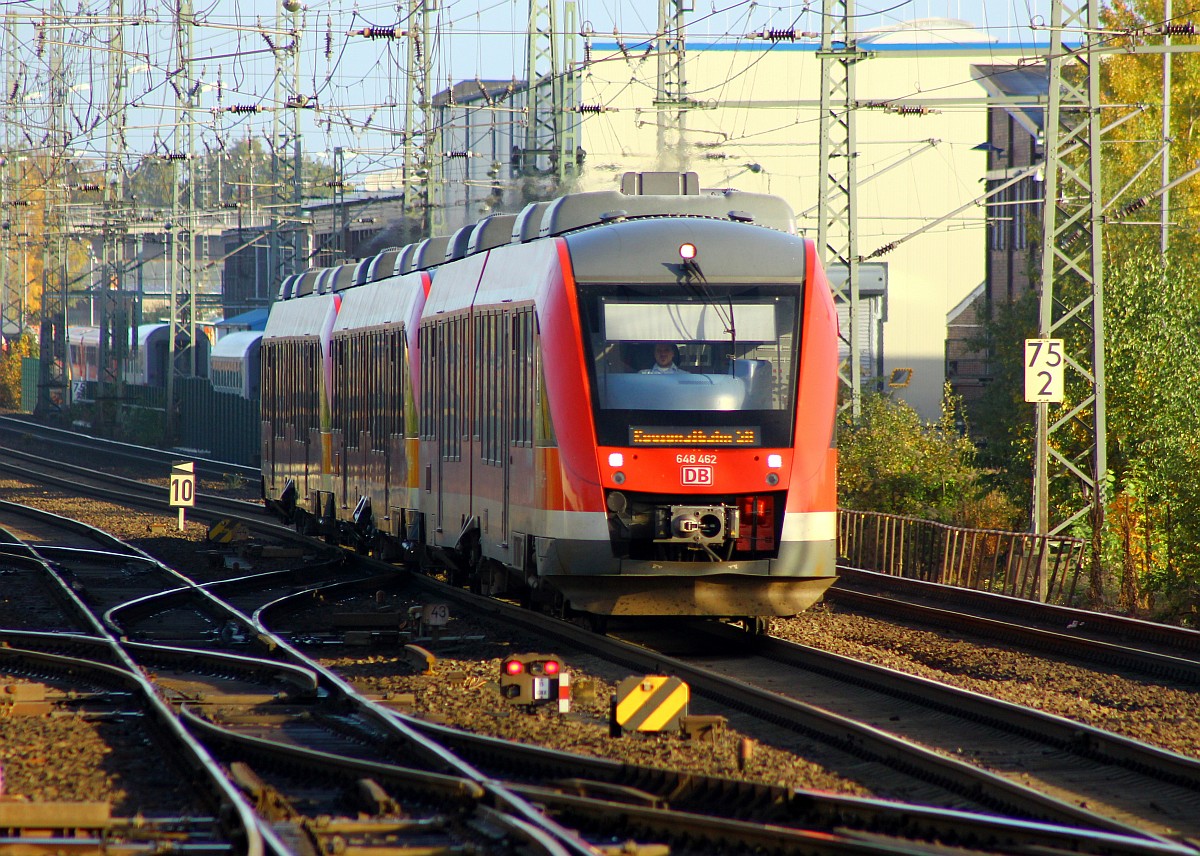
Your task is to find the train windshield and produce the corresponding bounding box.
[578,284,801,448]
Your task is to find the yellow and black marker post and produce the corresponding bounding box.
[611,675,689,736]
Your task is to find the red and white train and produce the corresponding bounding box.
[261,173,839,629]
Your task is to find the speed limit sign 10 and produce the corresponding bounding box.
[1024,339,1064,403]
[170,461,196,508]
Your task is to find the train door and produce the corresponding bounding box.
[433,318,447,534]
[499,313,512,546]
[503,310,535,545]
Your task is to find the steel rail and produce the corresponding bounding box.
[0,414,259,483]
[3,490,599,856]
[833,566,1200,658]
[0,638,262,853]
[829,584,1200,683]
[397,711,1195,856]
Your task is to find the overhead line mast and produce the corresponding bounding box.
[523,0,578,185]
[654,0,688,173]
[403,0,435,234]
[35,0,70,420]
[0,14,21,346]
[269,0,304,286]
[818,0,863,419]
[96,0,131,433]
[1034,0,1107,598]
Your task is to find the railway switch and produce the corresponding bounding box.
[499,654,567,709]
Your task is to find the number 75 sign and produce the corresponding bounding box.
[1024,339,1064,403]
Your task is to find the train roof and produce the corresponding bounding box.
[273,172,798,301]
[332,273,427,333]
[67,325,102,345]
[263,292,340,338]
[564,217,808,285]
[210,330,263,359]
[538,188,795,237]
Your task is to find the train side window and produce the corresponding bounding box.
[475,315,485,453]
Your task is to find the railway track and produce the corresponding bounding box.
[387,576,1200,844]
[830,567,1200,682]
[2,421,1199,854]
[0,494,601,854]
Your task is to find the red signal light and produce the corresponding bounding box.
[543,659,561,676]
[504,659,524,676]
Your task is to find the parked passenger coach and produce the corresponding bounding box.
[261,173,839,629]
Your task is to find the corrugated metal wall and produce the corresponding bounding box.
[176,377,260,466]
[19,359,260,468]
[20,358,38,412]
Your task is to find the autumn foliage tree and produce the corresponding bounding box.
[1100,0,1200,260]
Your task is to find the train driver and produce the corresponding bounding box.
[640,342,684,374]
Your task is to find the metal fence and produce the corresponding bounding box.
[838,509,1086,604]
[19,359,260,467]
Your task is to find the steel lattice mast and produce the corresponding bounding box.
[519,0,578,187]
[1034,0,1107,596]
[654,0,687,173]
[95,0,130,431]
[35,0,70,419]
[0,15,21,344]
[165,0,199,439]
[403,0,434,233]
[268,0,303,283]
[817,0,862,419]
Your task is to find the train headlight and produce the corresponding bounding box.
[679,242,697,261]
[608,452,624,467]
[767,454,782,468]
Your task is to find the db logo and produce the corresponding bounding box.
[681,465,713,486]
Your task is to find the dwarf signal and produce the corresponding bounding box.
[499,654,569,710]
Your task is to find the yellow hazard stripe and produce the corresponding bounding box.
[638,684,689,731]
[616,676,668,724]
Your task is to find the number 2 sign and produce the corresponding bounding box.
[1024,339,1064,403]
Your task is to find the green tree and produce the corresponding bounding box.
[0,332,37,409]
[964,290,1039,511]
[127,138,336,213]
[838,389,1019,528]
[1103,254,1200,620]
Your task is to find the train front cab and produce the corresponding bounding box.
[539,219,840,619]
[416,212,839,622]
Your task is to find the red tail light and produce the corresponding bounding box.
[504,659,524,676]
[736,495,775,552]
[543,659,560,676]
